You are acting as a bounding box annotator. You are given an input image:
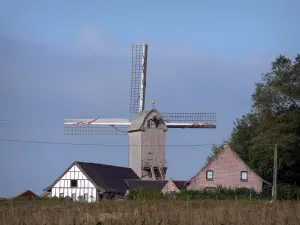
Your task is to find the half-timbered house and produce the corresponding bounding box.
[44,161,140,202]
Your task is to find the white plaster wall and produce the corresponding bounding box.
[51,165,97,202]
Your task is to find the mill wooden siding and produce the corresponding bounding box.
[129,130,166,180]
[51,165,97,202]
[187,145,263,193]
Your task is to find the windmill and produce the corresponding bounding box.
[64,44,216,180]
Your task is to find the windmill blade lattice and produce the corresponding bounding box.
[64,119,130,135]
[63,44,217,136]
[64,124,129,135]
[130,44,148,114]
[161,112,216,128]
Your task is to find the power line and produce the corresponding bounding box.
[0,138,218,147]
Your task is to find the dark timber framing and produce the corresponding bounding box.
[44,161,140,201]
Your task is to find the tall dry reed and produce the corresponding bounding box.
[0,200,299,225]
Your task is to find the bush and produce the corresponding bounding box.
[125,188,164,200]
[125,186,271,201]
[277,183,300,200]
[176,186,264,201]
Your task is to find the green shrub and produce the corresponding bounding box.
[176,186,270,201]
[125,188,164,200]
[125,186,269,201]
[277,183,300,200]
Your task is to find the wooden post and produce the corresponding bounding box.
[272,144,278,201]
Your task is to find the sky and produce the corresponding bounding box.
[0,0,299,197]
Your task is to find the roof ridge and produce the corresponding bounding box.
[124,179,166,182]
[75,161,130,169]
[172,180,188,182]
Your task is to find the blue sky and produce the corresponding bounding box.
[0,0,299,197]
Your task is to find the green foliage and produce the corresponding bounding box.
[206,144,224,163]
[125,187,273,201]
[125,188,164,200]
[208,54,300,186]
[277,183,300,200]
[176,187,267,201]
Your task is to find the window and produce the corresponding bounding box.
[84,193,88,202]
[147,117,158,128]
[206,170,213,180]
[59,193,64,198]
[71,193,76,201]
[71,180,78,187]
[241,171,248,181]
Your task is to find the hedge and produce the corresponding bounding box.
[125,184,300,201]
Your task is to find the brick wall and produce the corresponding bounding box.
[161,180,180,194]
[187,145,262,193]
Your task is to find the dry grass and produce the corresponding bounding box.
[0,200,300,225]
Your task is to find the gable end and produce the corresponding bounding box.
[188,144,263,183]
[43,161,103,192]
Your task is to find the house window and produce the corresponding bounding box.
[84,193,88,202]
[71,193,76,201]
[59,193,64,198]
[206,170,213,180]
[71,180,78,187]
[241,171,248,181]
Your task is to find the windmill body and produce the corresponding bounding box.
[128,109,167,180]
[64,44,217,180]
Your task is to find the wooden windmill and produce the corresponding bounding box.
[64,44,216,180]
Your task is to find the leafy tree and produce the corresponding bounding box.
[230,112,259,162]
[206,143,224,163]
[252,54,300,115]
[208,54,300,185]
[250,54,300,183]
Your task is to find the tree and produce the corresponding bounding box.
[209,54,300,185]
[252,54,300,115]
[206,144,224,163]
[250,54,300,183]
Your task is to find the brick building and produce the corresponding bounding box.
[186,144,270,193]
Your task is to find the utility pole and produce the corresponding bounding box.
[272,144,278,201]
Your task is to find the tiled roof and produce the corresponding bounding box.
[172,180,188,190]
[15,190,38,198]
[76,161,140,194]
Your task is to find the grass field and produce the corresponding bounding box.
[0,199,299,225]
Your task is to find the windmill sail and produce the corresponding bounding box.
[64,118,130,135]
[161,112,216,128]
[130,44,148,114]
[63,43,217,136]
